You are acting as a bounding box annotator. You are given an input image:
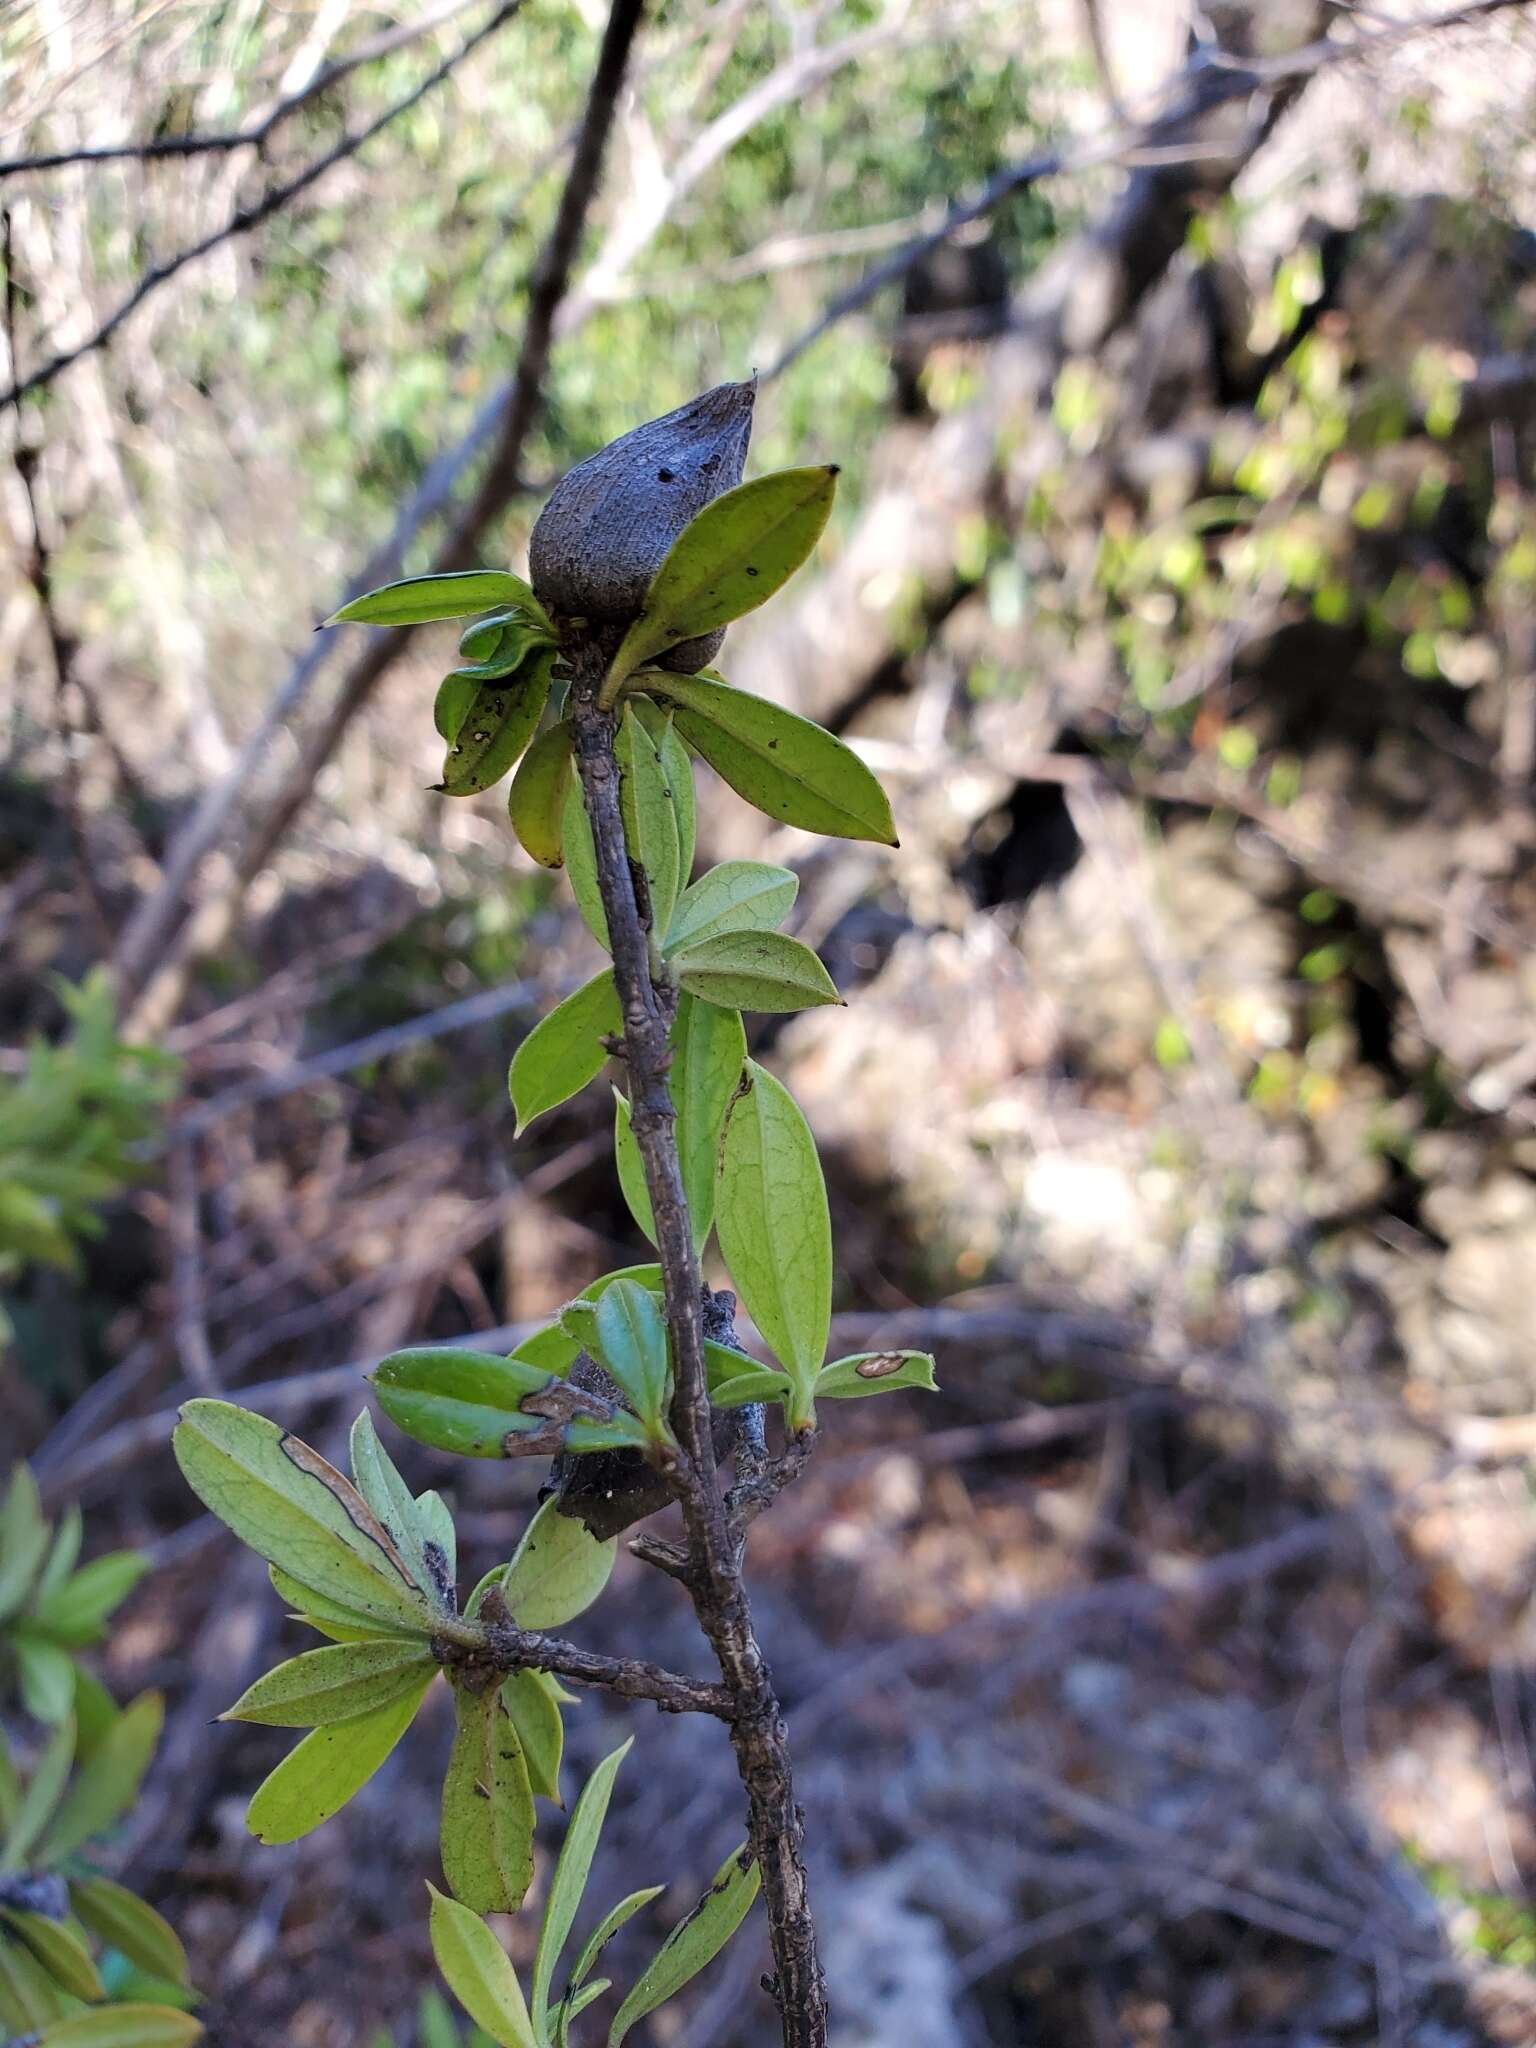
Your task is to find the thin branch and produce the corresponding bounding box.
[0,0,488,176]
[566,646,828,2047]
[0,0,528,412]
[468,1589,736,1718]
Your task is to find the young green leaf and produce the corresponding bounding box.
[371,1350,558,1460]
[509,971,621,1136]
[439,1686,534,1913]
[349,1411,436,1604]
[612,1090,654,1247]
[0,1714,74,1871]
[669,996,745,1252]
[715,1062,831,1428]
[568,1885,664,1992]
[428,1885,536,2048]
[14,1634,75,1724]
[706,1364,795,1410]
[499,1670,564,1804]
[437,652,553,798]
[562,1413,652,1454]
[617,704,682,941]
[557,1978,610,2044]
[246,1674,430,1845]
[607,467,837,686]
[507,719,574,868]
[500,1496,616,1630]
[647,671,897,845]
[4,1910,104,2001]
[0,1464,48,1623]
[607,1847,761,2046]
[561,778,610,952]
[69,1877,190,1988]
[34,1504,82,1603]
[459,607,535,664]
[33,2004,204,2046]
[631,701,696,885]
[268,1566,424,1644]
[173,1402,431,1630]
[816,1350,939,1399]
[30,1551,149,1647]
[37,1691,162,1864]
[592,1279,671,1431]
[531,1738,631,2029]
[673,930,840,1014]
[220,1641,435,1728]
[508,1266,664,1379]
[664,861,797,955]
[435,671,480,744]
[327,571,542,629]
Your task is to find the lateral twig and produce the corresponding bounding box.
[470,1590,734,1718]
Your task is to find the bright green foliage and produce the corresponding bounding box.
[438,648,556,797]
[370,1349,561,1459]
[607,1845,761,2047]
[500,1499,616,1632]
[817,1351,939,1399]
[328,572,545,629]
[664,862,797,953]
[220,1640,436,1728]
[246,1678,431,1846]
[500,1672,566,1805]
[1,1468,150,1727]
[508,722,575,869]
[616,707,683,944]
[439,1686,535,1913]
[509,973,622,1135]
[671,929,841,1013]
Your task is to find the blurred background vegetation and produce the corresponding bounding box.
[4,2,1536,2043]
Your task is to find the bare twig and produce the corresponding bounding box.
[0,0,528,412]
[470,1587,735,1718]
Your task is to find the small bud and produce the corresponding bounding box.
[529,380,755,674]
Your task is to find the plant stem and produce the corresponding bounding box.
[566,650,829,2048]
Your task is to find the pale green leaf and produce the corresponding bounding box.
[0,1713,74,1871]
[816,1350,938,1399]
[173,1401,430,1629]
[439,1687,534,1913]
[34,1505,82,1604]
[4,1909,103,2001]
[0,1464,48,1622]
[664,861,797,955]
[569,1886,663,1991]
[15,1633,76,1724]
[499,1670,564,1804]
[501,1497,616,1630]
[31,1551,149,1647]
[673,930,840,1015]
[267,1566,423,1644]
[428,1886,536,2048]
[670,995,745,1253]
[246,1674,429,1844]
[608,468,837,685]
[647,671,897,845]
[532,1738,630,2030]
[561,778,609,952]
[509,971,621,1136]
[508,1266,664,1378]
[562,1412,653,1454]
[508,719,574,869]
[612,1090,654,1247]
[38,1692,162,1864]
[0,1927,68,2029]
[715,1062,830,1427]
[327,571,542,629]
[608,1847,761,2046]
[348,1411,437,1607]
[631,701,696,886]
[220,1641,435,1728]
[616,704,681,942]
[34,2002,204,2046]
[557,1978,610,2043]
[415,1489,458,1598]
[69,1877,189,1988]
[459,607,540,664]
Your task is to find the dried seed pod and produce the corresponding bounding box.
[529,379,755,674]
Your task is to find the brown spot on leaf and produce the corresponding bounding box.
[854,1352,907,1380]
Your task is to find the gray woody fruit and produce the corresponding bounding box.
[529,379,755,675]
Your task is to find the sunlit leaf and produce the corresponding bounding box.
[436,652,553,798]
[69,1877,190,1988]
[327,572,542,629]
[715,1062,830,1427]
[608,468,837,686]
[501,1497,615,1630]
[507,719,574,868]
[673,930,840,1014]
[607,1847,760,2045]
[439,1686,534,1913]
[459,607,536,664]
[532,1739,630,2030]
[221,1641,435,1728]
[246,1675,430,1845]
[38,1692,162,1864]
[509,971,621,1136]
[428,1885,535,2048]
[646,671,897,845]
[664,861,797,955]
[816,1350,938,1399]
[371,1351,557,1460]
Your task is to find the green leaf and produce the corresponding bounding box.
[501,1497,616,1630]
[562,1412,653,1454]
[647,671,897,845]
[439,1687,534,1913]
[510,1268,665,1378]
[246,1674,430,1844]
[34,1505,82,1604]
[435,672,480,744]
[673,930,840,1015]
[267,1565,423,1644]
[631,701,696,886]
[664,861,796,955]
[592,1280,671,1431]
[0,1734,19,1836]
[608,468,837,686]
[4,1910,103,2001]
[561,778,610,952]
[34,2003,204,2046]
[670,996,745,1253]
[607,1847,761,2046]
[0,1464,48,1622]
[69,1877,189,1988]
[557,1978,610,2043]
[715,1062,830,1428]
[0,1929,66,2030]
[37,1692,162,1864]
[173,1402,431,1629]
[328,571,543,629]
[459,607,534,663]
[70,1671,118,1759]
[428,1885,536,2048]
[532,1738,630,2030]
[371,1350,557,1460]
[348,1412,437,1609]
[31,1551,149,1647]
[14,1633,76,1724]
[612,1090,654,1247]
[220,1641,435,1728]
[0,1714,74,1871]
[508,719,574,868]
[499,1670,564,1804]
[569,1885,664,1991]
[437,651,553,797]
[705,1361,794,1410]
[415,1489,458,1597]
[817,1350,938,1399]
[616,704,682,942]
[509,971,621,1136]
